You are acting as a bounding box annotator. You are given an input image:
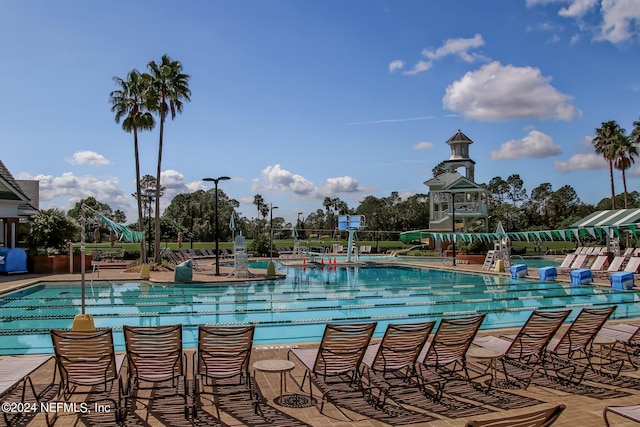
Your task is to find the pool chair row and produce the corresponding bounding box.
[43,324,279,426]
[285,315,568,426]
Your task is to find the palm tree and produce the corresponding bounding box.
[631,116,640,147]
[253,194,266,236]
[109,69,155,263]
[613,133,639,208]
[593,120,624,209]
[147,55,191,262]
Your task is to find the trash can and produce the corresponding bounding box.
[538,266,557,282]
[510,264,528,279]
[610,272,634,290]
[570,268,593,286]
[174,260,193,282]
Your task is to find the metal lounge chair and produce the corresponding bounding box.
[416,314,485,399]
[49,328,125,426]
[0,355,54,426]
[472,309,571,389]
[360,321,435,408]
[193,325,257,419]
[288,321,377,420]
[599,322,640,367]
[466,403,566,426]
[122,324,189,419]
[604,403,640,426]
[543,306,619,385]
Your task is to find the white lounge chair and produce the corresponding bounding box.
[0,355,53,426]
[624,257,640,273]
[604,404,640,426]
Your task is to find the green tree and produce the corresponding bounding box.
[505,174,527,206]
[147,54,191,263]
[67,197,114,242]
[28,208,79,254]
[110,69,155,262]
[613,133,639,208]
[593,120,625,209]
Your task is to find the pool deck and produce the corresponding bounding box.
[1,259,639,426]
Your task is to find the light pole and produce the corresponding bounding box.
[203,176,230,276]
[297,212,303,239]
[443,191,457,266]
[270,204,279,260]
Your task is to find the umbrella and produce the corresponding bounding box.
[93,229,100,243]
[292,226,298,241]
[177,231,183,249]
[229,211,237,239]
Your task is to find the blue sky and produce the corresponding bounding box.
[1,0,639,225]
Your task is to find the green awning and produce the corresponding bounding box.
[570,209,640,228]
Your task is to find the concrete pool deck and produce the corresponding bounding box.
[0,259,639,426]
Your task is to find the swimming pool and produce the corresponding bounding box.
[0,263,637,355]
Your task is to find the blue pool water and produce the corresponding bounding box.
[0,263,637,355]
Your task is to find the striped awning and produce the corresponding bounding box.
[570,209,640,228]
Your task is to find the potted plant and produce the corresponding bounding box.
[27,208,81,273]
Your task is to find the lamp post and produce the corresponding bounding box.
[203,176,230,276]
[297,212,303,239]
[270,204,279,261]
[443,191,457,266]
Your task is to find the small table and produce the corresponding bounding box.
[467,346,503,388]
[253,359,315,408]
[591,335,617,362]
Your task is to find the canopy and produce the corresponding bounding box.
[570,208,640,228]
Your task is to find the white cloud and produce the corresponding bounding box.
[597,0,640,44]
[19,171,131,216]
[443,61,582,121]
[388,59,405,73]
[558,0,598,18]
[491,130,562,159]
[402,60,432,75]
[395,34,487,76]
[529,0,640,45]
[413,141,434,150]
[555,153,608,171]
[422,34,486,62]
[253,164,316,197]
[67,150,110,166]
[321,176,360,193]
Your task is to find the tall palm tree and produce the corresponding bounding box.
[631,116,640,147]
[109,69,155,263]
[147,55,191,262]
[253,194,265,235]
[613,133,639,208]
[593,120,624,209]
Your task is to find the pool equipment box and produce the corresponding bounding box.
[570,268,593,286]
[510,264,528,279]
[538,266,557,282]
[610,272,634,290]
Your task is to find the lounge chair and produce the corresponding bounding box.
[360,321,435,407]
[599,322,640,367]
[600,256,627,276]
[0,355,54,426]
[49,328,125,426]
[556,254,576,272]
[472,309,571,389]
[288,322,376,420]
[193,325,257,419]
[588,254,608,273]
[542,306,619,385]
[604,404,640,426]
[466,404,566,426]
[416,314,485,399]
[122,324,189,419]
[624,256,640,273]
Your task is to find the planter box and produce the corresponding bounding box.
[455,254,486,265]
[31,255,93,274]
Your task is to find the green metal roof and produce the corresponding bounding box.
[570,209,640,228]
